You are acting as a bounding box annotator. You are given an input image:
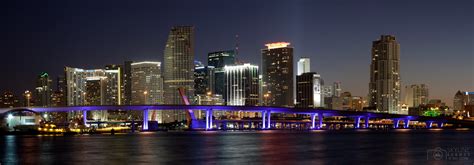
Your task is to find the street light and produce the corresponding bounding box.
[263,93,270,106]
[24,90,31,107]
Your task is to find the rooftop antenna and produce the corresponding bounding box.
[235,34,243,64]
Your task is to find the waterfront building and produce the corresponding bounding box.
[34,72,52,107]
[369,35,401,114]
[404,84,429,108]
[163,26,195,123]
[296,72,324,108]
[224,63,259,106]
[208,50,236,97]
[194,66,215,95]
[131,61,163,122]
[261,42,294,107]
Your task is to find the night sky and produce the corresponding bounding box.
[1,0,472,105]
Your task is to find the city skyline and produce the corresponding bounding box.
[1,0,472,106]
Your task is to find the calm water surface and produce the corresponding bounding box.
[1,130,473,164]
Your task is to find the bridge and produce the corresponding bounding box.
[1,105,471,131]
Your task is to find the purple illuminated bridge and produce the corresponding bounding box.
[1,105,470,130]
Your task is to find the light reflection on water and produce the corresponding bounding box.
[0,130,473,164]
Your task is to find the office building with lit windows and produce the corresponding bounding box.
[296,72,324,108]
[261,42,294,107]
[208,50,236,96]
[163,26,195,123]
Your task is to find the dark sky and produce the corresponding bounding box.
[1,0,473,105]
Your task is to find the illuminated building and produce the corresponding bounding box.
[297,57,310,76]
[333,82,342,97]
[131,61,163,122]
[369,35,401,114]
[340,92,352,110]
[64,66,121,119]
[262,42,294,107]
[195,94,225,119]
[453,90,466,111]
[0,91,21,108]
[194,65,215,95]
[122,61,133,105]
[104,65,122,105]
[351,96,364,111]
[34,72,52,107]
[224,64,259,106]
[296,72,324,108]
[163,26,195,123]
[208,50,236,96]
[85,77,108,121]
[404,84,429,108]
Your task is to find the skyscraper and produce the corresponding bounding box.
[122,61,133,105]
[262,42,294,107]
[404,84,429,108]
[131,61,163,122]
[296,72,324,108]
[208,50,236,96]
[297,57,310,76]
[131,61,163,105]
[453,90,466,111]
[333,82,342,97]
[224,63,259,106]
[369,35,401,114]
[64,67,121,118]
[104,65,122,105]
[34,72,52,107]
[163,26,195,123]
[194,66,215,95]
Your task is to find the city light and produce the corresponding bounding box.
[265,42,290,49]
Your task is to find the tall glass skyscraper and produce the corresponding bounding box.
[208,50,235,97]
[34,72,52,107]
[261,42,294,107]
[163,26,195,123]
[369,35,401,114]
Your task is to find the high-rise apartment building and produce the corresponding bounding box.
[131,61,163,105]
[404,84,429,108]
[130,61,163,122]
[261,42,294,107]
[369,35,401,114]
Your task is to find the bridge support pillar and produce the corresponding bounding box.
[311,114,317,129]
[318,113,323,129]
[404,119,410,128]
[365,116,370,128]
[393,119,400,128]
[354,116,361,129]
[266,110,271,129]
[261,111,266,129]
[142,109,149,131]
[437,122,444,128]
[82,110,87,126]
[426,121,433,128]
[206,109,213,130]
